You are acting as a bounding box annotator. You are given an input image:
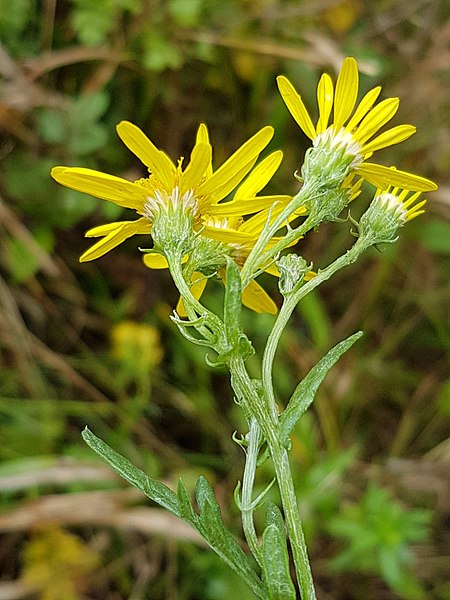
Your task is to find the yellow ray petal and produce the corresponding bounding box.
[80,221,146,262]
[196,123,209,144]
[196,123,213,177]
[116,121,175,190]
[333,57,359,130]
[401,190,421,208]
[241,279,277,314]
[201,224,254,243]
[357,163,438,191]
[196,126,274,197]
[208,195,290,217]
[353,98,399,144]
[361,125,416,155]
[86,219,151,238]
[176,272,208,317]
[51,167,146,211]
[405,199,426,220]
[345,86,381,132]
[316,73,334,134]
[234,151,283,200]
[263,263,280,277]
[179,143,212,193]
[85,222,125,238]
[143,252,169,269]
[276,76,316,140]
[202,157,259,204]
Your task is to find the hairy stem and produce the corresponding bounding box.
[240,182,319,289]
[229,357,316,599]
[262,235,372,411]
[241,418,263,566]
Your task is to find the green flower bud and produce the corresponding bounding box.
[277,254,310,295]
[146,187,196,257]
[302,128,363,189]
[358,188,426,245]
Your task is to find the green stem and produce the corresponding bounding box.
[166,249,223,342]
[267,430,316,600]
[262,236,372,413]
[229,357,316,599]
[240,182,319,289]
[255,238,372,598]
[241,418,263,566]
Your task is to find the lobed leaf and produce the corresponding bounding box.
[82,427,180,516]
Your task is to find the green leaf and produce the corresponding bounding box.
[177,478,199,524]
[141,30,183,71]
[168,0,202,27]
[81,428,180,516]
[280,332,362,440]
[194,476,268,599]
[0,0,31,52]
[224,258,242,347]
[71,92,109,124]
[5,226,54,283]
[221,257,254,362]
[36,108,67,144]
[261,504,296,600]
[83,431,266,598]
[70,0,116,46]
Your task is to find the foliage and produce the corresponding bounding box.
[0,0,449,598]
[328,484,432,599]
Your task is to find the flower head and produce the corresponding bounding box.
[51,121,284,262]
[144,182,304,316]
[277,57,437,192]
[358,186,426,244]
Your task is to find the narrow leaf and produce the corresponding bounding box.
[82,428,179,516]
[224,257,243,347]
[177,479,199,525]
[83,431,266,596]
[194,477,268,599]
[265,503,285,530]
[262,504,296,600]
[280,332,362,440]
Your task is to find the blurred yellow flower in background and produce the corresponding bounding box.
[22,526,99,600]
[111,321,163,375]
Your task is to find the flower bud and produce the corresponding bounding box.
[358,188,426,245]
[277,254,310,295]
[301,128,363,189]
[147,187,197,257]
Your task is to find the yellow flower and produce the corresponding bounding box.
[51,121,286,262]
[371,187,426,224]
[111,320,163,372]
[143,153,304,315]
[359,186,427,244]
[277,57,437,192]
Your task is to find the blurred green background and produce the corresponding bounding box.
[0,1,449,599]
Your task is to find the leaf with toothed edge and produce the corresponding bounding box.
[82,429,268,599]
